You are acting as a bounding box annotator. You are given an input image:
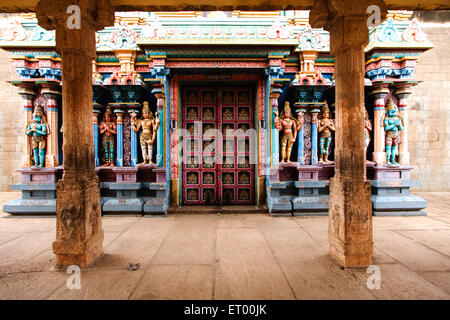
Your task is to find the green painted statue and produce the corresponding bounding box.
[318,102,335,163]
[25,105,50,168]
[383,98,403,165]
[99,106,117,167]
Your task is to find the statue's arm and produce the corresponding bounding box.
[273,111,282,131]
[25,124,33,136]
[384,118,396,131]
[110,123,117,135]
[397,118,403,131]
[329,120,336,131]
[131,120,140,132]
[292,121,298,141]
[34,124,47,136]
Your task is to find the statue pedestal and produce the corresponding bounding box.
[292,165,329,216]
[368,165,427,216]
[102,167,142,215]
[2,167,63,215]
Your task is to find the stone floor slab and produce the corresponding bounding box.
[214,228,295,300]
[130,265,214,300]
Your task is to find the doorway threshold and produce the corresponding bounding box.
[167,205,268,214]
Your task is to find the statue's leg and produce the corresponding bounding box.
[391,144,399,165]
[102,138,108,166]
[385,144,392,164]
[319,137,324,163]
[33,148,39,167]
[140,141,148,164]
[286,140,294,162]
[109,138,115,167]
[148,145,154,164]
[324,137,331,163]
[280,137,287,162]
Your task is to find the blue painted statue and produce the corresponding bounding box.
[25,105,50,167]
[383,98,403,165]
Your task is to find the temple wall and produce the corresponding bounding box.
[408,12,450,191]
[0,47,25,191]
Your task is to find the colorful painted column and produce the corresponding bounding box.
[295,103,307,165]
[93,109,101,167]
[310,106,320,165]
[114,109,125,167]
[17,84,36,167]
[395,82,415,165]
[41,85,61,167]
[128,108,139,167]
[271,91,281,166]
[370,83,390,165]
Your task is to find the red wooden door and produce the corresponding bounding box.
[182,86,254,205]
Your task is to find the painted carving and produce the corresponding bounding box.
[377,18,402,42]
[364,109,373,158]
[382,99,403,165]
[111,23,138,50]
[25,105,50,168]
[131,102,160,165]
[403,18,427,42]
[99,106,117,167]
[60,203,82,242]
[274,102,300,163]
[318,102,335,164]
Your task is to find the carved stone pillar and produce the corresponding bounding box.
[370,83,390,165]
[36,0,114,268]
[395,82,414,165]
[311,0,386,267]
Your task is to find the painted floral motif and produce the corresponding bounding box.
[111,23,138,50]
[238,189,250,201]
[187,189,199,200]
[222,108,234,120]
[223,173,234,185]
[203,172,215,184]
[187,172,198,184]
[238,172,250,184]
[186,107,198,119]
[377,18,402,42]
[403,18,427,42]
[222,91,234,104]
[202,107,214,120]
[297,26,325,50]
[238,107,250,120]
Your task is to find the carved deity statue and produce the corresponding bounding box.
[318,102,335,164]
[131,102,160,165]
[383,98,403,165]
[25,105,50,168]
[99,106,117,167]
[364,108,373,158]
[274,101,301,163]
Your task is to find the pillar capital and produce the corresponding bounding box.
[310,0,387,53]
[36,0,114,57]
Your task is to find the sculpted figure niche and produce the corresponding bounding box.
[274,101,303,163]
[99,106,117,167]
[131,102,160,165]
[26,105,50,168]
[383,98,403,165]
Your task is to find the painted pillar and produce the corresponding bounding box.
[114,109,124,167]
[17,85,36,167]
[370,84,390,165]
[395,82,414,165]
[295,104,307,165]
[41,86,61,167]
[128,109,139,167]
[271,92,281,166]
[310,107,320,165]
[93,109,101,167]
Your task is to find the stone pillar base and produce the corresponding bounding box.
[328,177,373,268]
[53,231,104,268]
[54,175,103,268]
[373,152,386,165]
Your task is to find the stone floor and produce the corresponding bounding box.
[0,191,449,300]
